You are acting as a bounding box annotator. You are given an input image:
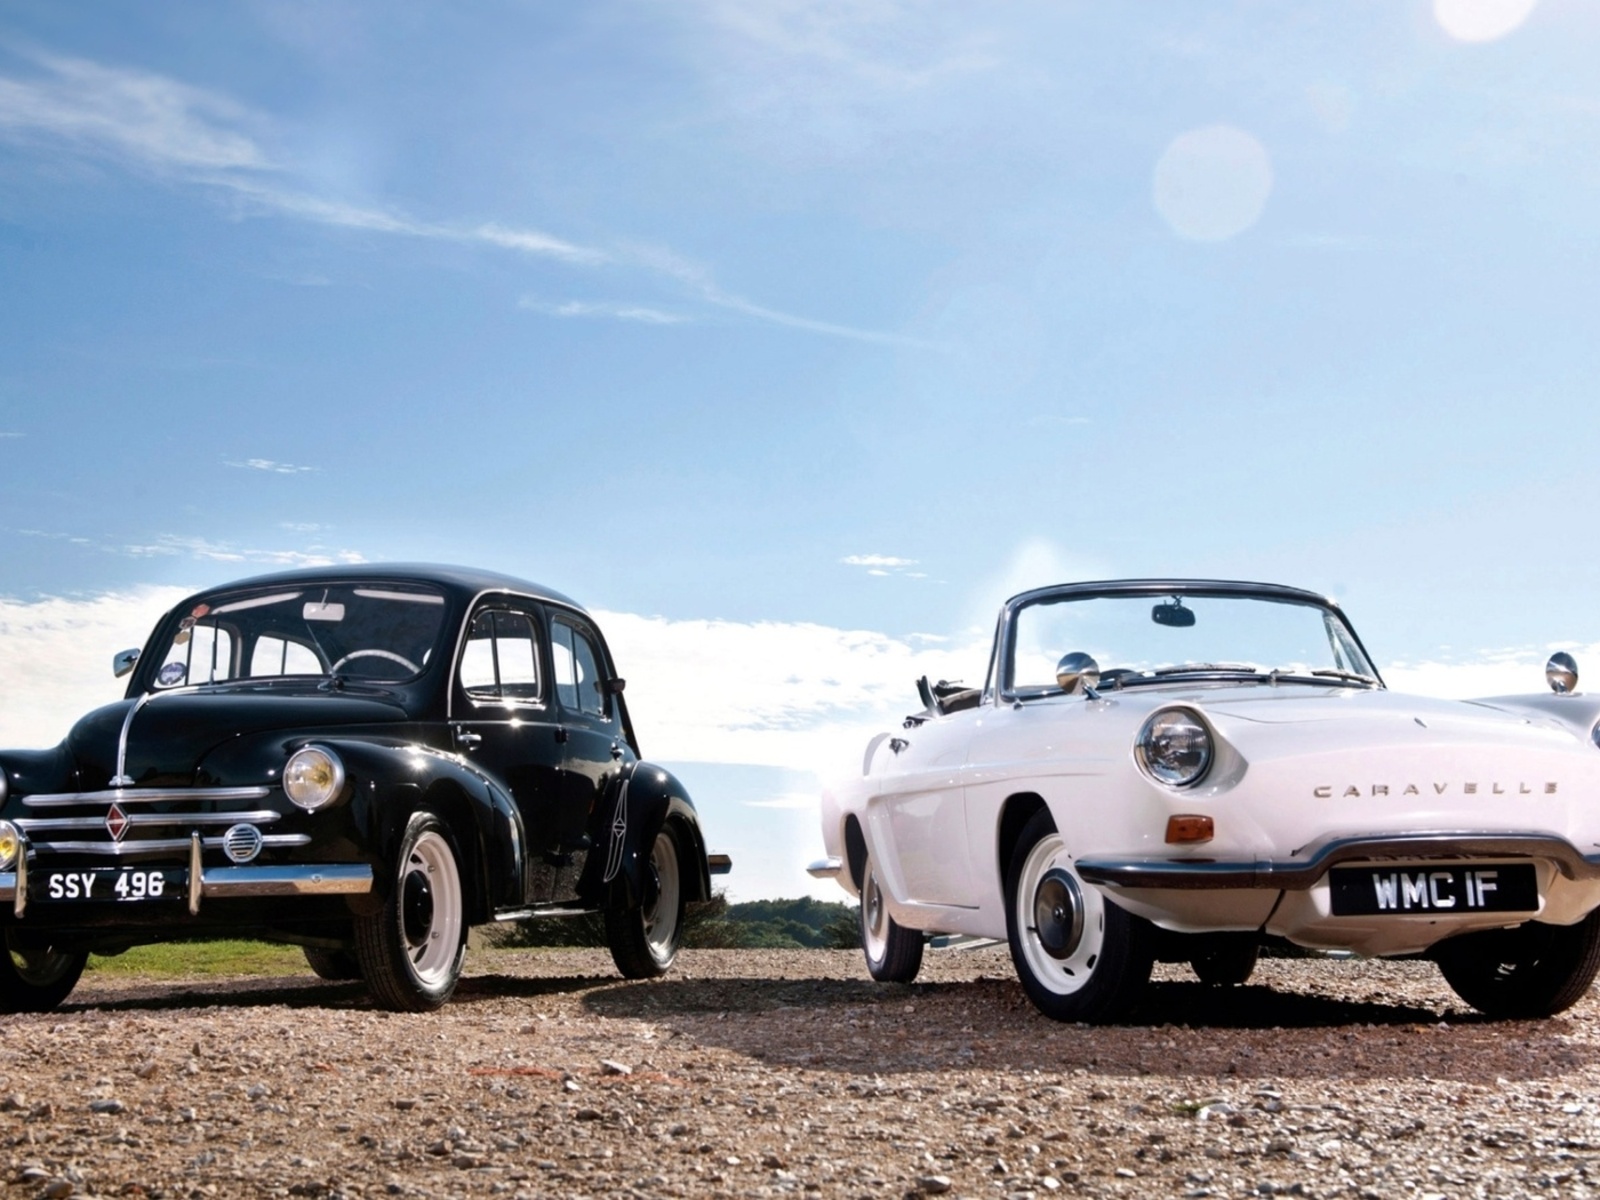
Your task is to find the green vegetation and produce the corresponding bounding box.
[85,939,308,976]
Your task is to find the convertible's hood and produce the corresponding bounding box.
[65,690,407,788]
[1190,685,1578,745]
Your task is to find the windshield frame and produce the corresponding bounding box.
[986,579,1385,704]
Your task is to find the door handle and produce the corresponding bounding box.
[554,726,569,744]
[610,742,623,760]
[456,730,482,749]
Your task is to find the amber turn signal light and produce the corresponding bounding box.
[1165,814,1214,844]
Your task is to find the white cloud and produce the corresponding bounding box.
[119,535,364,567]
[0,587,190,748]
[0,432,24,439]
[0,47,908,345]
[743,792,820,811]
[842,553,917,569]
[225,457,317,474]
[519,298,688,325]
[0,48,273,175]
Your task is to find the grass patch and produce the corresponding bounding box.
[86,940,309,977]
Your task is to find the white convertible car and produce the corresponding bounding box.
[810,579,1600,1022]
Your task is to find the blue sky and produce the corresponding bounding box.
[1,0,1597,899]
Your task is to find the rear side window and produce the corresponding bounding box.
[552,617,609,718]
[459,609,543,703]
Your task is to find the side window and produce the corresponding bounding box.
[551,621,578,711]
[553,617,610,719]
[458,609,543,703]
[249,636,323,677]
[572,627,607,718]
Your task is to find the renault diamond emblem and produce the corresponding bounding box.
[105,803,129,842]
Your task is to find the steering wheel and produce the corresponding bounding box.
[330,649,421,675]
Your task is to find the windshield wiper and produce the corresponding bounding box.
[1305,668,1379,687]
[1150,662,1264,676]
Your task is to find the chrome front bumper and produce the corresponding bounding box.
[1076,832,1600,891]
[0,831,372,917]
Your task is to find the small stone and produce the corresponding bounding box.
[17,1167,48,1184]
[574,1108,602,1122]
[762,1154,786,1169]
[453,1153,482,1169]
[917,1176,952,1195]
[134,1062,159,1080]
[1116,1167,1137,1178]
[392,1097,420,1110]
[43,1180,74,1200]
[600,1060,632,1076]
[562,1079,581,1093]
[90,1098,126,1115]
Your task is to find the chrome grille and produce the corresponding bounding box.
[14,786,301,859]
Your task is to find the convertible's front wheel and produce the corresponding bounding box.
[354,811,467,1012]
[605,825,686,979]
[1005,809,1152,1023]
[0,931,87,1013]
[860,851,923,983]
[1435,910,1600,1019]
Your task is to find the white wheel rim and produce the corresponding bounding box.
[643,831,680,963]
[862,860,889,962]
[400,830,463,986]
[1015,832,1105,997]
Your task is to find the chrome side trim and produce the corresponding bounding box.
[806,856,844,879]
[1076,832,1600,891]
[199,864,372,898]
[493,904,598,921]
[22,786,272,808]
[23,834,311,856]
[16,811,282,833]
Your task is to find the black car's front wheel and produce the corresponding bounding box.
[354,810,467,1012]
[605,824,685,978]
[1005,809,1153,1023]
[303,944,362,981]
[1435,909,1600,1019]
[0,931,88,1013]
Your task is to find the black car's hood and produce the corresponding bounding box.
[66,688,409,788]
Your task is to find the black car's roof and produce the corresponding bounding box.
[175,563,584,613]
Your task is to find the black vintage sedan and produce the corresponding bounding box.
[0,564,729,1012]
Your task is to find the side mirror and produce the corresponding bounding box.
[1547,652,1579,695]
[1152,601,1195,628]
[604,677,627,695]
[1055,652,1101,696]
[112,648,140,679]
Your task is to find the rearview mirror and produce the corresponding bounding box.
[1152,601,1195,628]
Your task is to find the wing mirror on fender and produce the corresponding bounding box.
[1547,652,1579,695]
[1055,652,1101,697]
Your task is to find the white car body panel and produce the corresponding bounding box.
[817,583,1600,964]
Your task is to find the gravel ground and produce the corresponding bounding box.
[6,946,1600,1199]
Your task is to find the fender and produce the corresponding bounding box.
[309,738,527,923]
[578,761,712,910]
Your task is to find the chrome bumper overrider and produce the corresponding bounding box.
[807,856,843,879]
[1076,832,1600,891]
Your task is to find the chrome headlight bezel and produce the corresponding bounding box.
[0,820,17,872]
[1135,708,1214,789]
[1590,720,1600,751]
[283,745,347,811]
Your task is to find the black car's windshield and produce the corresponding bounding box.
[1007,591,1378,697]
[149,582,449,689]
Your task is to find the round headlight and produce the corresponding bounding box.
[0,820,18,871]
[1590,721,1600,751]
[1136,709,1213,788]
[283,746,346,811]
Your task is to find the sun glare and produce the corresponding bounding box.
[1434,0,1538,43]
[1152,125,1274,243]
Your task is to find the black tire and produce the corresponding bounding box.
[605,824,685,979]
[1005,808,1153,1023]
[354,810,467,1012]
[0,932,87,1014]
[860,850,923,983]
[1435,909,1600,1018]
[303,945,362,981]
[1190,935,1260,986]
